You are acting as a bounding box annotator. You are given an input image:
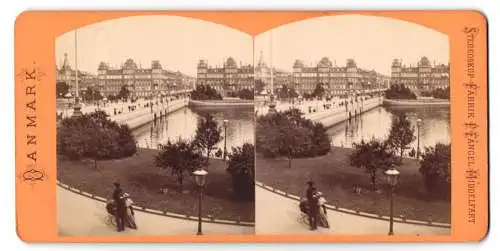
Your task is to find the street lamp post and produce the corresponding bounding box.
[385,167,400,236]
[416,118,422,158]
[193,168,208,235]
[223,119,229,161]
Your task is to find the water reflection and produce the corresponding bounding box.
[327,106,451,150]
[133,106,255,152]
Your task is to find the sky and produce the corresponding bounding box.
[255,14,450,75]
[56,15,252,76]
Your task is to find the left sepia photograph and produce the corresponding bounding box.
[55,15,255,236]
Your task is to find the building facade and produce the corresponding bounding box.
[390,57,450,91]
[292,57,389,97]
[56,53,96,97]
[97,59,193,98]
[196,57,254,96]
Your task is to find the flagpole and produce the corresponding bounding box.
[268,31,276,113]
[72,29,83,117]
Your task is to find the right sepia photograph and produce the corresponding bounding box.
[254,14,451,235]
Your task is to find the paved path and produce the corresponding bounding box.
[57,187,253,236]
[255,186,450,235]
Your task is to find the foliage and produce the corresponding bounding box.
[278,85,299,100]
[387,113,416,161]
[117,85,130,100]
[226,143,255,201]
[419,143,451,198]
[56,81,70,98]
[255,79,266,94]
[194,114,222,164]
[421,87,450,100]
[82,86,103,102]
[385,84,417,100]
[256,108,331,165]
[350,139,396,191]
[237,88,254,100]
[312,83,326,99]
[190,85,223,100]
[155,138,205,190]
[57,111,137,167]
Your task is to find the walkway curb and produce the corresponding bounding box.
[57,181,254,227]
[255,181,451,229]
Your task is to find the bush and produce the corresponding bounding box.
[419,143,451,199]
[421,87,449,99]
[385,84,417,100]
[227,143,255,201]
[256,108,331,162]
[155,138,204,190]
[190,85,223,100]
[237,88,254,100]
[57,111,137,166]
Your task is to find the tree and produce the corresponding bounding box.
[190,84,223,100]
[384,84,417,100]
[255,80,266,94]
[256,108,331,163]
[387,113,416,161]
[117,85,130,100]
[56,81,70,98]
[194,114,222,164]
[238,88,254,100]
[155,138,204,190]
[82,86,103,102]
[350,139,396,191]
[57,110,137,168]
[227,143,255,201]
[419,143,451,198]
[313,83,326,99]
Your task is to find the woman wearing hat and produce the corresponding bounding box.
[120,193,137,229]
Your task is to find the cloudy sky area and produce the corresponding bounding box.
[255,14,449,75]
[56,15,252,76]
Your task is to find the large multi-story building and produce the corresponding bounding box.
[97,58,193,98]
[390,57,450,91]
[196,57,254,96]
[292,57,389,96]
[56,53,96,97]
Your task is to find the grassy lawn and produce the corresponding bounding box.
[57,148,254,222]
[256,146,450,223]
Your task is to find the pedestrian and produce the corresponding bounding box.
[306,181,319,230]
[112,182,126,232]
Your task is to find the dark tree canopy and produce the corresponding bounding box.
[256,108,331,162]
[57,111,137,166]
[255,79,266,94]
[350,139,396,191]
[387,113,416,161]
[385,84,417,100]
[117,85,131,100]
[194,114,222,164]
[421,87,450,100]
[312,83,326,99]
[278,85,299,100]
[237,88,254,100]
[419,143,451,198]
[190,84,223,100]
[155,138,205,190]
[82,86,103,102]
[56,81,70,98]
[227,143,255,201]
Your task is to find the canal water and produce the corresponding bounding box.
[327,105,451,150]
[133,106,255,153]
[133,104,450,154]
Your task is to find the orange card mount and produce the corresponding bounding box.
[15,10,488,243]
